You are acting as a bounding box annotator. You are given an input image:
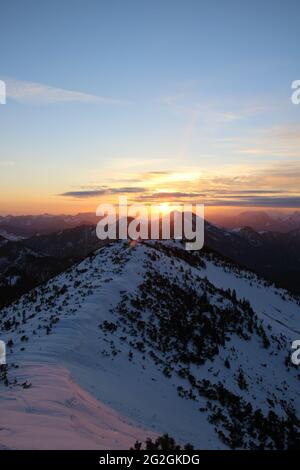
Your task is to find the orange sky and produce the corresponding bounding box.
[1,160,299,216]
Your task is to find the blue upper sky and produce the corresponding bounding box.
[0,0,300,214]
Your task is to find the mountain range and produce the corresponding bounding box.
[212,210,300,233]
[1,210,300,240]
[1,214,300,311]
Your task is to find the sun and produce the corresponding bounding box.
[159,202,171,214]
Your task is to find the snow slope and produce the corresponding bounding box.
[0,240,299,449]
[0,362,155,450]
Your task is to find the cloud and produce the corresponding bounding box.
[204,189,288,195]
[136,189,299,207]
[205,196,300,208]
[60,186,300,208]
[143,194,300,208]
[61,190,107,198]
[4,78,130,105]
[60,160,300,208]
[236,125,300,159]
[110,187,146,194]
[139,191,206,200]
[144,171,172,176]
[60,187,146,198]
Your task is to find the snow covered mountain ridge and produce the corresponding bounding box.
[0,240,299,449]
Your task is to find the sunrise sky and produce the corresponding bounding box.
[0,0,300,216]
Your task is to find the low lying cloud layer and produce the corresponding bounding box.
[59,161,300,208]
[60,187,146,198]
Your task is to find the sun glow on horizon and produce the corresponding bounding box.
[159,202,171,215]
